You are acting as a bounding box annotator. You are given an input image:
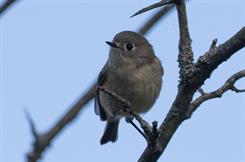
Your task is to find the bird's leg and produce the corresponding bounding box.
[125,117,148,141]
[98,85,160,150]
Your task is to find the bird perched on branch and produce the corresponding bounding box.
[95,31,163,145]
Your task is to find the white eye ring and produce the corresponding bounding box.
[123,43,135,52]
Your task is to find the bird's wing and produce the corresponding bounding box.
[94,64,108,121]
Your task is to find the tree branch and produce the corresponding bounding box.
[98,86,161,152]
[187,70,245,118]
[0,0,19,16]
[27,85,96,162]
[175,0,194,82]
[131,0,174,18]
[138,4,175,35]
[138,4,245,162]
[26,5,174,162]
[138,27,245,162]
[97,86,152,137]
[196,27,245,71]
[188,26,245,91]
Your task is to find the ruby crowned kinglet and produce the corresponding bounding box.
[95,31,163,145]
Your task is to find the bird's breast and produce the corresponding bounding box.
[103,61,162,115]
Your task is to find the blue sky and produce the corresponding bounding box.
[0,0,244,162]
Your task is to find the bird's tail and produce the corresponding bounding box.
[100,121,119,145]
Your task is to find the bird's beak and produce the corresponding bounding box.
[105,41,119,48]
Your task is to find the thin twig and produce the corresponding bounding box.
[187,70,245,118]
[231,86,245,93]
[24,109,38,139]
[98,86,161,152]
[27,84,96,162]
[131,0,174,18]
[138,4,175,35]
[0,0,19,16]
[97,86,152,135]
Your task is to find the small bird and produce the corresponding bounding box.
[95,31,163,145]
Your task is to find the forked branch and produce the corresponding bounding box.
[137,1,245,162]
[187,70,245,118]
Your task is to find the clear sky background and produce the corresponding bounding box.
[0,0,244,162]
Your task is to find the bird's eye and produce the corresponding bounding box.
[124,43,135,51]
[126,43,133,51]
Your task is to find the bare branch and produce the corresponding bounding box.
[25,109,38,139]
[0,0,19,16]
[176,0,194,82]
[26,6,173,162]
[27,84,96,162]
[138,10,245,162]
[192,26,245,89]
[97,86,152,136]
[98,86,161,152]
[187,70,245,118]
[138,4,174,35]
[131,0,174,18]
[231,86,245,93]
[133,0,194,80]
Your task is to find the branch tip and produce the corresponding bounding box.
[209,38,218,51]
[198,88,205,95]
[0,0,19,16]
[152,121,159,136]
[131,0,174,18]
[188,70,245,118]
[24,109,38,139]
[231,85,245,93]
